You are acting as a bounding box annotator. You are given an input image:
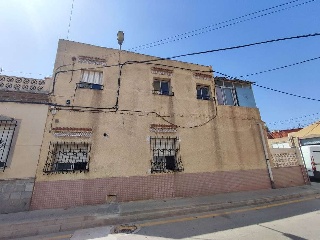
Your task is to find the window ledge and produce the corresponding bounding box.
[152,90,174,96]
[197,97,212,101]
[43,169,89,174]
[76,82,104,90]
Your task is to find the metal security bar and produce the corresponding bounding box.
[43,142,91,174]
[150,137,184,173]
[0,119,17,170]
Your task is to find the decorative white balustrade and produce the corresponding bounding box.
[270,148,300,168]
[0,75,51,93]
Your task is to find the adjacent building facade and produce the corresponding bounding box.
[29,39,275,210]
[0,75,50,213]
[267,128,310,187]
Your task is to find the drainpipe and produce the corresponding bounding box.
[258,123,275,189]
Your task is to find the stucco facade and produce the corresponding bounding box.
[0,75,50,213]
[31,39,272,210]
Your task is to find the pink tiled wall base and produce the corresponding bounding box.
[272,166,306,188]
[30,168,300,210]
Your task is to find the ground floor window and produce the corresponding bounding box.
[0,118,17,170]
[43,142,91,173]
[150,137,183,173]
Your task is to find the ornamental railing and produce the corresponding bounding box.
[0,75,51,93]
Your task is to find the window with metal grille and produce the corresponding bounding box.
[196,85,211,100]
[150,137,183,173]
[0,119,17,170]
[153,79,173,96]
[43,142,91,173]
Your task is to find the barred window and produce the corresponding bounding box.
[0,119,17,170]
[43,142,91,173]
[150,137,183,173]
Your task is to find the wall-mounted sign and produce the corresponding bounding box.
[150,124,177,133]
[78,56,107,66]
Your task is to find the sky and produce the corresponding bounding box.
[0,0,319,130]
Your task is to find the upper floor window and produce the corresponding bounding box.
[77,70,104,90]
[215,78,256,108]
[197,85,211,100]
[81,70,102,85]
[153,79,173,96]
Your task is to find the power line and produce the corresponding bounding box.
[129,0,316,51]
[168,33,320,59]
[0,69,47,77]
[66,0,75,40]
[54,0,316,71]
[268,112,320,125]
[239,56,320,78]
[54,32,320,76]
[252,83,320,102]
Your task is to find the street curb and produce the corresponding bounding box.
[1,190,320,239]
[119,190,320,221]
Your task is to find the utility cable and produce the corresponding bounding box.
[0,69,47,77]
[129,0,316,51]
[252,83,320,102]
[53,32,320,77]
[268,112,320,125]
[215,69,320,103]
[66,0,75,40]
[239,56,320,78]
[168,33,320,59]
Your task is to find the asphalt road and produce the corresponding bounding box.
[20,194,320,240]
[109,197,320,240]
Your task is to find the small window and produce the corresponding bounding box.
[43,142,91,173]
[153,79,173,96]
[150,137,183,173]
[197,85,211,100]
[77,70,104,90]
[81,70,103,85]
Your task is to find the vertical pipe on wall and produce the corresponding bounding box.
[258,123,275,189]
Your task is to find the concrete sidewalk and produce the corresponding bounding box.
[1,183,320,239]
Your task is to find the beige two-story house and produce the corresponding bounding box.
[31,39,275,210]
